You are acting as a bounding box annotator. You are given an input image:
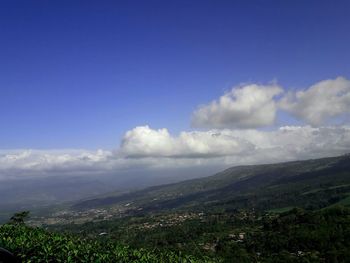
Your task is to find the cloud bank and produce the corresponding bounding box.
[1,76,349,180]
[120,125,350,161]
[120,126,254,158]
[1,125,349,180]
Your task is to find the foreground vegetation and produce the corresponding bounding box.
[1,206,349,262]
[49,206,350,263]
[0,217,212,262]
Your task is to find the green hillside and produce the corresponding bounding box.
[2,154,350,262]
[73,154,350,213]
[44,154,348,262]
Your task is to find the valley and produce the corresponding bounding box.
[7,154,348,262]
[29,154,350,226]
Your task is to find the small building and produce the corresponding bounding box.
[239,232,245,240]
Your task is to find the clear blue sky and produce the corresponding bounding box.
[1,0,349,149]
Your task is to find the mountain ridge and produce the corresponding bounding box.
[73,154,350,213]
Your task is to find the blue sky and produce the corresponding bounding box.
[1,0,350,150]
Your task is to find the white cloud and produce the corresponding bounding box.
[191,77,350,128]
[0,125,349,180]
[279,77,350,126]
[2,77,350,181]
[119,125,255,158]
[0,149,113,175]
[192,83,283,129]
[120,125,350,162]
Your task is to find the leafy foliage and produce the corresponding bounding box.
[9,211,30,225]
[0,223,213,262]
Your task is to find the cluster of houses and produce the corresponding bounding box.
[138,212,205,230]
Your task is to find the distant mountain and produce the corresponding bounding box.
[73,154,350,213]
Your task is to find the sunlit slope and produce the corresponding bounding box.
[73,154,350,212]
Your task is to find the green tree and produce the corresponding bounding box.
[9,211,30,225]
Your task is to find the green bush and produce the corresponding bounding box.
[0,224,214,262]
